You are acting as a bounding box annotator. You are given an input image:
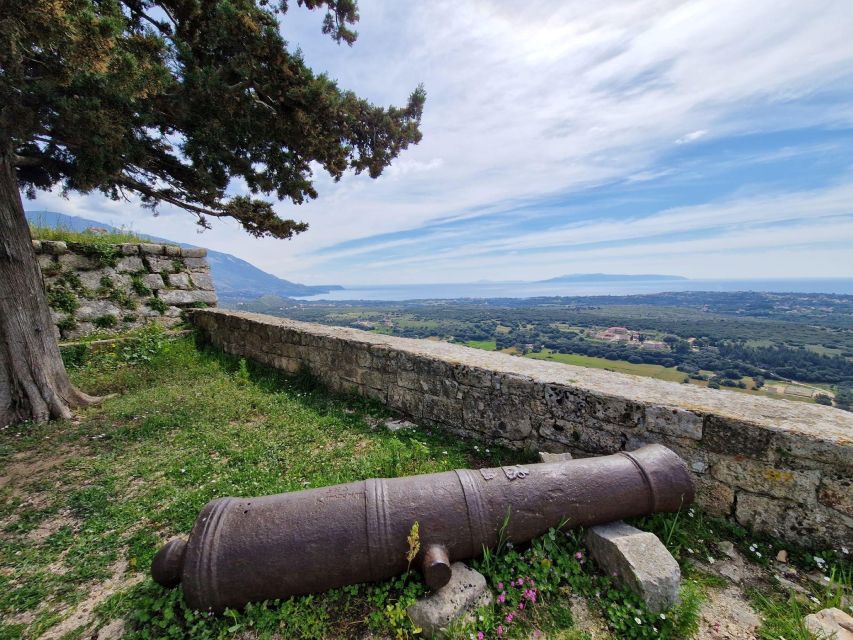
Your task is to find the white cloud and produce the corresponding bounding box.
[27,0,853,284]
[675,130,708,144]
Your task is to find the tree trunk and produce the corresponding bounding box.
[0,152,98,426]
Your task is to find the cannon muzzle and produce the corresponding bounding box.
[153,444,693,612]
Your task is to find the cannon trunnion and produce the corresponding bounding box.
[152,444,694,612]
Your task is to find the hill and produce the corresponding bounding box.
[25,210,342,299]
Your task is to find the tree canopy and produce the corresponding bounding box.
[2,0,425,237]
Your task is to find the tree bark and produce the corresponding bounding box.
[0,151,98,426]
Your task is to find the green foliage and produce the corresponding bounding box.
[29,223,147,245]
[56,315,78,334]
[10,0,424,240]
[47,285,79,314]
[72,243,121,269]
[130,274,152,297]
[146,297,168,315]
[93,314,118,329]
[41,259,62,277]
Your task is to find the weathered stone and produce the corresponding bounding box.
[645,406,703,440]
[717,541,736,559]
[58,252,96,270]
[157,289,217,306]
[539,451,573,463]
[37,254,57,270]
[585,521,680,613]
[184,257,209,271]
[118,243,139,255]
[31,239,42,252]
[63,322,95,340]
[181,246,207,257]
[736,491,853,547]
[804,607,853,639]
[190,272,215,290]
[77,300,122,322]
[818,475,853,518]
[115,255,144,273]
[168,273,192,289]
[165,245,182,256]
[145,255,176,273]
[406,563,492,639]
[385,419,416,432]
[42,240,68,255]
[139,243,164,255]
[142,273,165,290]
[712,457,820,504]
[694,475,735,517]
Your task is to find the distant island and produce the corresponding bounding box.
[25,210,343,300]
[540,273,688,283]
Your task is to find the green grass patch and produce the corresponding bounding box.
[465,340,497,350]
[29,223,150,246]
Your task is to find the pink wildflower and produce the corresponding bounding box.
[506,613,514,623]
[477,633,484,640]
[575,551,584,560]
[497,593,506,604]
[496,625,504,637]
[497,582,504,591]
[518,602,525,610]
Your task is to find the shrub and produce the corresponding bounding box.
[130,274,152,296]
[147,297,168,315]
[47,286,80,314]
[94,314,118,329]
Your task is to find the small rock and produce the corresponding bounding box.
[718,541,737,559]
[717,561,742,584]
[385,419,416,432]
[776,549,788,563]
[585,521,680,613]
[538,451,573,463]
[96,618,126,640]
[804,607,853,639]
[407,563,492,639]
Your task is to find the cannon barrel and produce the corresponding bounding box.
[152,444,693,612]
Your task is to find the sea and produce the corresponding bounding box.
[294,278,853,302]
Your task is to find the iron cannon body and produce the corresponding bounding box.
[152,444,694,612]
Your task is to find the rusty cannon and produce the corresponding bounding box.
[152,444,694,612]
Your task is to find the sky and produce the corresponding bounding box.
[27,0,853,285]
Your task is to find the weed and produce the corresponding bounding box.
[131,274,152,297]
[94,315,118,329]
[147,297,168,315]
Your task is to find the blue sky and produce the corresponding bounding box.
[28,1,853,284]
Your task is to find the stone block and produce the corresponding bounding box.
[157,289,217,306]
[143,274,165,290]
[736,491,853,547]
[168,273,192,289]
[189,272,215,290]
[38,254,57,270]
[703,415,773,457]
[165,245,182,256]
[77,268,116,292]
[183,257,209,271]
[711,457,820,504]
[58,252,96,270]
[76,300,122,322]
[118,243,139,255]
[145,255,176,273]
[115,255,144,273]
[804,607,853,639]
[139,243,164,255]
[406,563,492,639]
[42,240,68,255]
[31,239,42,252]
[181,246,207,257]
[585,521,681,613]
[818,475,853,518]
[645,406,703,440]
[694,475,735,517]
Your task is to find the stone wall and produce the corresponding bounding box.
[191,309,853,549]
[35,240,217,340]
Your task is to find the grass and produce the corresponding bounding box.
[1,335,848,639]
[525,348,690,383]
[464,339,497,350]
[29,223,151,245]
